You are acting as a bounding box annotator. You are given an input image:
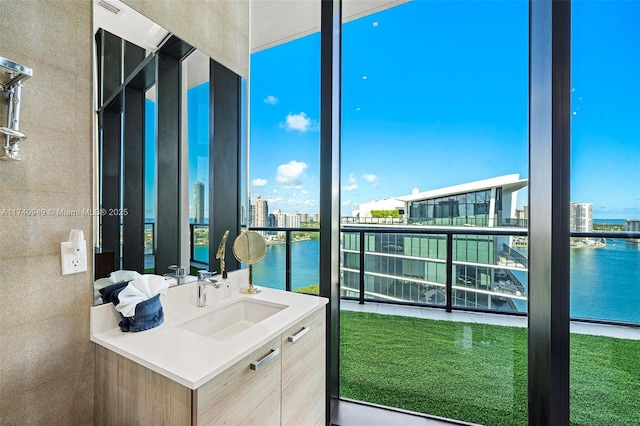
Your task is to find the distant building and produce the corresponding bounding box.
[290,212,302,228]
[626,219,640,232]
[253,196,268,227]
[301,213,310,222]
[313,213,320,222]
[570,203,593,232]
[342,174,529,311]
[515,206,529,219]
[192,181,205,224]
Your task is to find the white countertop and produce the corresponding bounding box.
[90,269,328,389]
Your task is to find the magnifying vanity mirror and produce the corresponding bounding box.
[232,231,268,294]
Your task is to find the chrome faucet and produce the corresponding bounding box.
[197,270,220,307]
[164,265,187,285]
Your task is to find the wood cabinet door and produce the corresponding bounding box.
[281,307,326,426]
[195,336,282,425]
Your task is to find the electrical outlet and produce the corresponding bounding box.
[61,240,88,275]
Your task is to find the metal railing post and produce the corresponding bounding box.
[359,231,365,304]
[445,232,453,313]
[189,224,195,263]
[285,230,292,292]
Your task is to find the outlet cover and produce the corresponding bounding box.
[61,241,88,275]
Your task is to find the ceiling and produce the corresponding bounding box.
[94,0,409,54]
[251,0,409,52]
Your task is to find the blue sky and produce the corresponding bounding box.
[238,0,637,219]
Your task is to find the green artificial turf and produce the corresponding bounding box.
[340,310,640,426]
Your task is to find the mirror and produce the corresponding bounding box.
[232,231,268,294]
[93,2,210,294]
[93,0,245,305]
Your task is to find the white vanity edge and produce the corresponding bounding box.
[90,269,328,390]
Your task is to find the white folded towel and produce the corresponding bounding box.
[115,274,169,317]
[110,270,140,283]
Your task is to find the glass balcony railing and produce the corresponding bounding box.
[340,225,529,315]
[141,220,640,325]
[238,226,321,293]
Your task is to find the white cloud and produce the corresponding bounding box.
[363,173,379,188]
[264,95,279,105]
[252,178,267,187]
[276,160,308,186]
[282,112,314,132]
[343,173,358,192]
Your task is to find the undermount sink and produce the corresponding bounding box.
[177,299,287,341]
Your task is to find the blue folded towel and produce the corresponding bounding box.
[118,294,164,332]
[99,281,129,305]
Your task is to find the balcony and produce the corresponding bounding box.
[339,300,640,425]
[225,223,639,425]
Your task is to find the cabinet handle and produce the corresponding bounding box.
[250,348,279,371]
[287,326,310,343]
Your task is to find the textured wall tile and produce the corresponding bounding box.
[0,1,94,422]
[0,190,78,258]
[7,126,76,193]
[123,0,249,77]
[18,60,78,133]
[0,255,76,329]
[3,0,79,73]
[0,361,75,425]
[0,317,76,396]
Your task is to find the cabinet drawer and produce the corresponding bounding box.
[281,307,326,426]
[195,335,282,425]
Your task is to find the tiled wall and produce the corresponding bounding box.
[0,1,249,423]
[0,1,94,424]
[123,0,250,77]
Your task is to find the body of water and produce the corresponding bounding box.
[194,241,320,292]
[194,238,640,323]
[571,240,640,323]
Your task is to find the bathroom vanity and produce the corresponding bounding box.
[90,270,327,425]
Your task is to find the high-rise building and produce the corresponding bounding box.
[341,174,528,310]
[313,213,320,222]
[570,202,593,232]
[275,210,287,228]
[301,213,310,222]
[626,219,640,233]
[254,196,268,227]
[290,212,302,228]
[193,181,205,224]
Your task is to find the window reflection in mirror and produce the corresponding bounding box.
[144,85,157,273]
[93,4,244,304]
[182,50,210,269]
